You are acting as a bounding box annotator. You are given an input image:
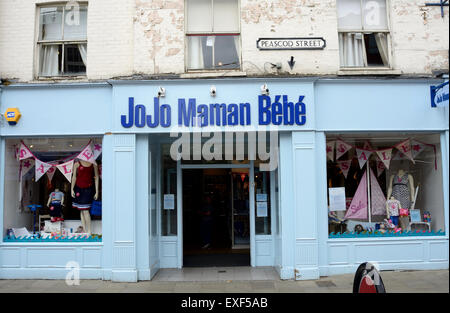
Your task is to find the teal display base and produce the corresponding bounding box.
[329,229,445,238]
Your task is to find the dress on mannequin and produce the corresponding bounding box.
[71,160,99,234]
[390,172,412,209]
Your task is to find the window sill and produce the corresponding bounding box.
[35,75,88,82]
[180,71,247,79]
[338,68,402,76]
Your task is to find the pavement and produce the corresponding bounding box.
[0,269,447,293]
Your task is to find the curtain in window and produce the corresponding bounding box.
[374,33,389,66]
[40,45,59,76]
[78,43,87,66]
[339,33,364,67]
[188,36,204,69]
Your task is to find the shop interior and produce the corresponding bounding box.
[182,168,250,267]
[327,133,445,237]
[3,138,102,241]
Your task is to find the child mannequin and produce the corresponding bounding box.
[47,188,65,222]
[386,196,401,226]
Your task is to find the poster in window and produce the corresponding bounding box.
[328,187,346,212]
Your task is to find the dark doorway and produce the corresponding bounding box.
[182,169,250,267]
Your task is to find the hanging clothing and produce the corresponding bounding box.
[386,199,401,217]
[391,172,411,209]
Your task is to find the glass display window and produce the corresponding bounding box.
[3,137,102,242]
[326,133,445,238]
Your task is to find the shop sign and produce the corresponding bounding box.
[256,37,326,50]
[430,81,449,107]
[120,95,307,128]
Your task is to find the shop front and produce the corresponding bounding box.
[0,78,448,282]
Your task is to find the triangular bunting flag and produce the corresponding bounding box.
[395,139,415,164]
[326,141,335,161]
[93,143,102,160]
[363,141,373,151]
[356,148,372,169]
[46,166,57,182]
[18,142,33,160]
[20,159,35,178]
[336,140,353,160]
[345,170,368,219]
[337,160,352,178]
[57,160,74,183]
[370,169,387,215]
[411,140,426,159]
[376,161,385,177]
[35,159,53,182]
[77,142,95,164]
[375,148,392,169]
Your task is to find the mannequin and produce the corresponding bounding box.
[47,187,65,222]
[71,160,99,234]
[387,168,415,210]
[385,196,401,226]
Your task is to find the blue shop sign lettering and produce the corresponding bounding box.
[121,95,306,128]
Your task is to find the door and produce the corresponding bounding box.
[177,163,255,268]
[149,143,160,276]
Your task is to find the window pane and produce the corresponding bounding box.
[4,138,103,242]
[338,32,365,67]
[64,44,86,74]
[364,33,387,66]
[336,0,362,30]
[362,0,388,30]
[327,134,445,237]
[187,35,240,70]
[187,0,212,32]
[255,170,271,235]
[213,0,239,32]
[187,36,213,69]
[64,5,88,40]
[214,35,240,69]
[39,44,62,76]
[39,7,63,41]
[161,145,177,236]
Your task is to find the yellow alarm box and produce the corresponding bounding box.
[4,108,21,125]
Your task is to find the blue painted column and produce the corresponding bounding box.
[278,132,295,279]
[109,133,138,282]
[291,131,320,280]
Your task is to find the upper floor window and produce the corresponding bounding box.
[337,0,390,68]
[37,3,87,77]
[186,0,241,71]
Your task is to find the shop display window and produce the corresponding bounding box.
[3,138,102,242]
[326,133,445,238]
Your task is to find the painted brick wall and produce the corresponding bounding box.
[0,0,448,82]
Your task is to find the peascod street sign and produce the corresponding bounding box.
[256,37,326,50]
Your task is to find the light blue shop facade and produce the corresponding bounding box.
[0,77,448,282]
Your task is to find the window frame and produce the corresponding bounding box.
[184,0,242,72]
[35,2,88,79]
[337,0,392,69]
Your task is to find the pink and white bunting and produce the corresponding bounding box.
[17,142,33,160]
[20,159,35,178]
[375,148,392,169]
[356,148,372,169]
[337,160,352,178]
[35,159,53,182]
[46,165,57,182]
[57,160,75,183]
[335,140,353,160]
[77,142,95,164]
[93,143,102,160]
[411,140,427,159]
[395,139,415,164]
[326,141,335,161]
[376,161,385,177]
